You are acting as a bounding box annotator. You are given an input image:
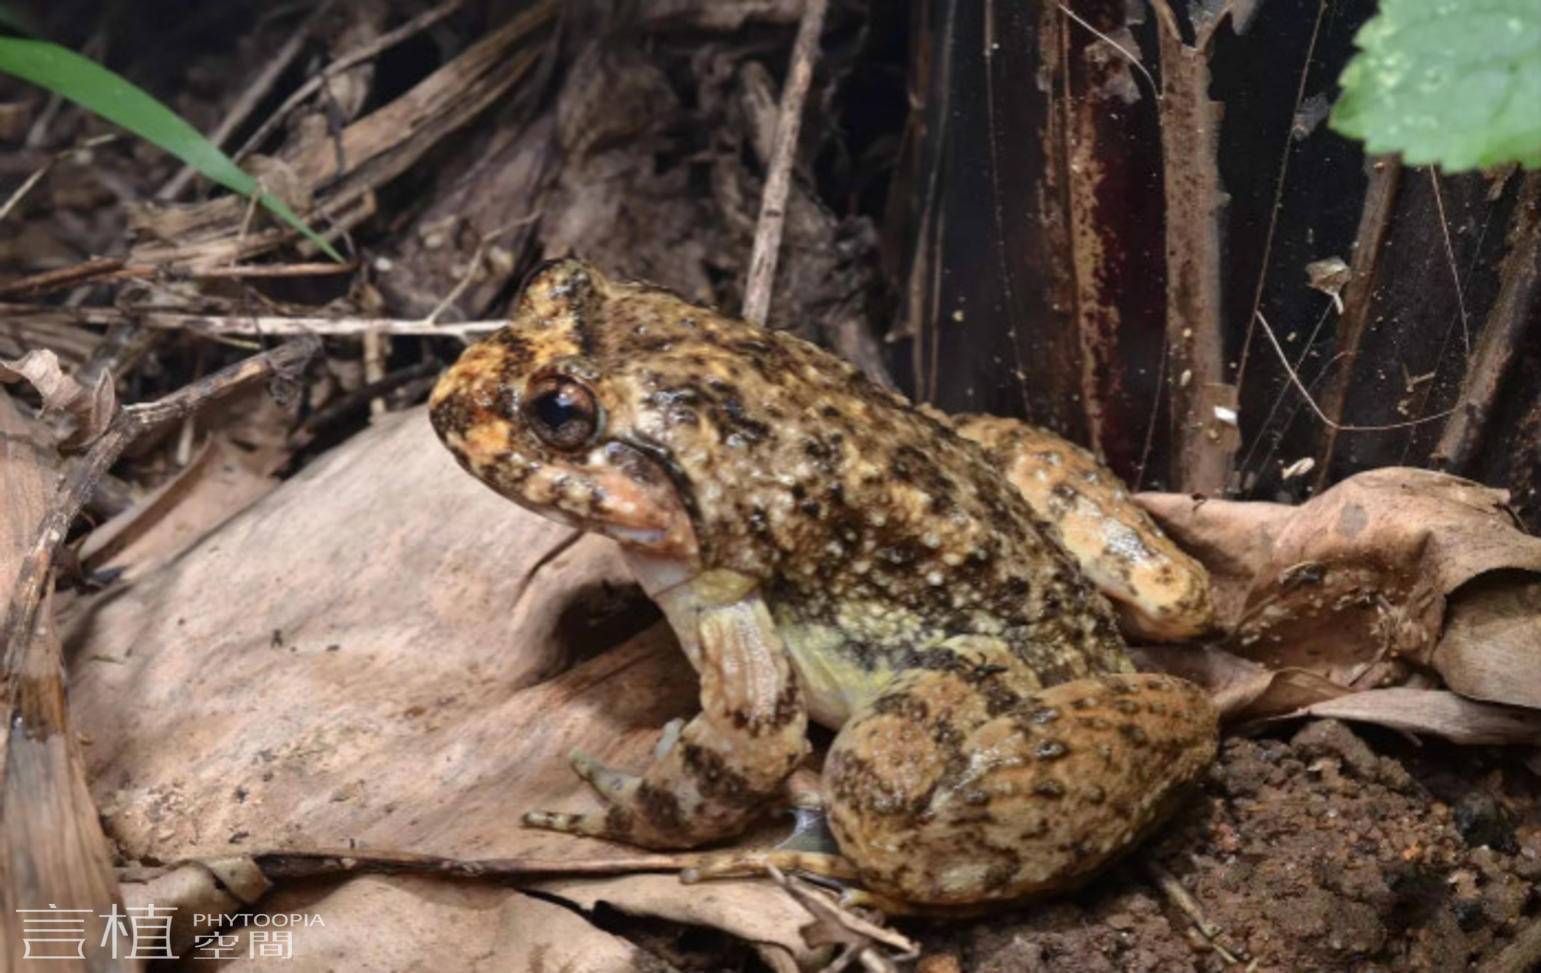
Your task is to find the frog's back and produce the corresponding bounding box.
[586,279,1127,695]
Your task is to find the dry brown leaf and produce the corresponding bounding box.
[0,391,126,971]
[64,408,828,964]
[1290,689,1541,746]
[0,347,115,446]
[1433,573,1541,710]
[1139,468,1541,687]
[1130,643,1347,719]
[76,435,279,583]
[1138,641,1541,745]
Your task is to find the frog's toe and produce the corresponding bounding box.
[569,748,641,803]
[522,809,605,837]
[653,718,686,759]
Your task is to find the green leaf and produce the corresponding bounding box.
[0,35,342,260]
[1330,0,1541,171]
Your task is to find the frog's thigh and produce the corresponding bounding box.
[525,591,808,850]
[824,655,1218,907]
[951,414,1214,641]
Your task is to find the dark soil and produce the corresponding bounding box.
[912,720,1540,973]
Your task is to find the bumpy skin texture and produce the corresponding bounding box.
[430,259,1218,906]
[953,416,1216,642]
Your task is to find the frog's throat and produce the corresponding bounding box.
[623,558,764,673]
[620,557,872,730]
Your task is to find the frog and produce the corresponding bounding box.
[428,258,1219,908]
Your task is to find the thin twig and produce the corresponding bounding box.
[1310,158,1402,491]
[0,135,121,226]
[2,338,320,677]
[157,2,335,200]
[0,259,358,299]
[422,213,541,325]
[1144,860,1245,965]
[230,847,740,883]
[1256,311,1455,431]
[1230,0,1328,396]
[1056,2,1159,100]
[0,305,500,340]
[231,0,465,165]
[1428,167,1472,355]
[742,0,828,326]
[1433,173,1541,470]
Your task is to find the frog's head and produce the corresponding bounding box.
[429,259,702,565]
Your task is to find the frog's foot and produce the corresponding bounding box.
[681,852,936,916]
[823,666,1219,907]
[681,850,861,885]
[519,749,648,839]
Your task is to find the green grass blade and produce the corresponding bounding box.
[0,35,342,259]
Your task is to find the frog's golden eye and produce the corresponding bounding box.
[524,374,600,450]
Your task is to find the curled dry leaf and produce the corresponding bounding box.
[1434,573,1541,710]
[1293,688,1541,746]
[0,348,116,446]
[1137,467,1541,740]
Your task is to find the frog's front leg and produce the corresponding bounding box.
[524,570,808,849]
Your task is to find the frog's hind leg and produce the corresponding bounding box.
[821,647,1218,907]
[524,581,809,850]
[950,415,1215,641]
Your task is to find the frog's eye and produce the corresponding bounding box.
[524,374,600,450]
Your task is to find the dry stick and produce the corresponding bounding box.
[1143,861,1244,965]
[0,259,358,299]
[1230,0,1328,400]
[1310,159,1401,492]
[741,0,828,327]
[231,0,466,165]
[1433,173,1541,471]
[1150,0,1232,495]
[157,1,335,201]
[1428,167,1473,355]
[0,305,500,340]
[248,848,705,883]
[1,337,320,673]
[0,135,123,224]
[1255,311,1456,431]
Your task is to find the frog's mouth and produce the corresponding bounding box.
[520,439,700,562]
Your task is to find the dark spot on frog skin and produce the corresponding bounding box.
[1033,780,1067,798]
[872,693,929,722]
[634,781,687,836]
[1035,739,1069,760]
[679,742,752,802]
[604,804,635,837]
